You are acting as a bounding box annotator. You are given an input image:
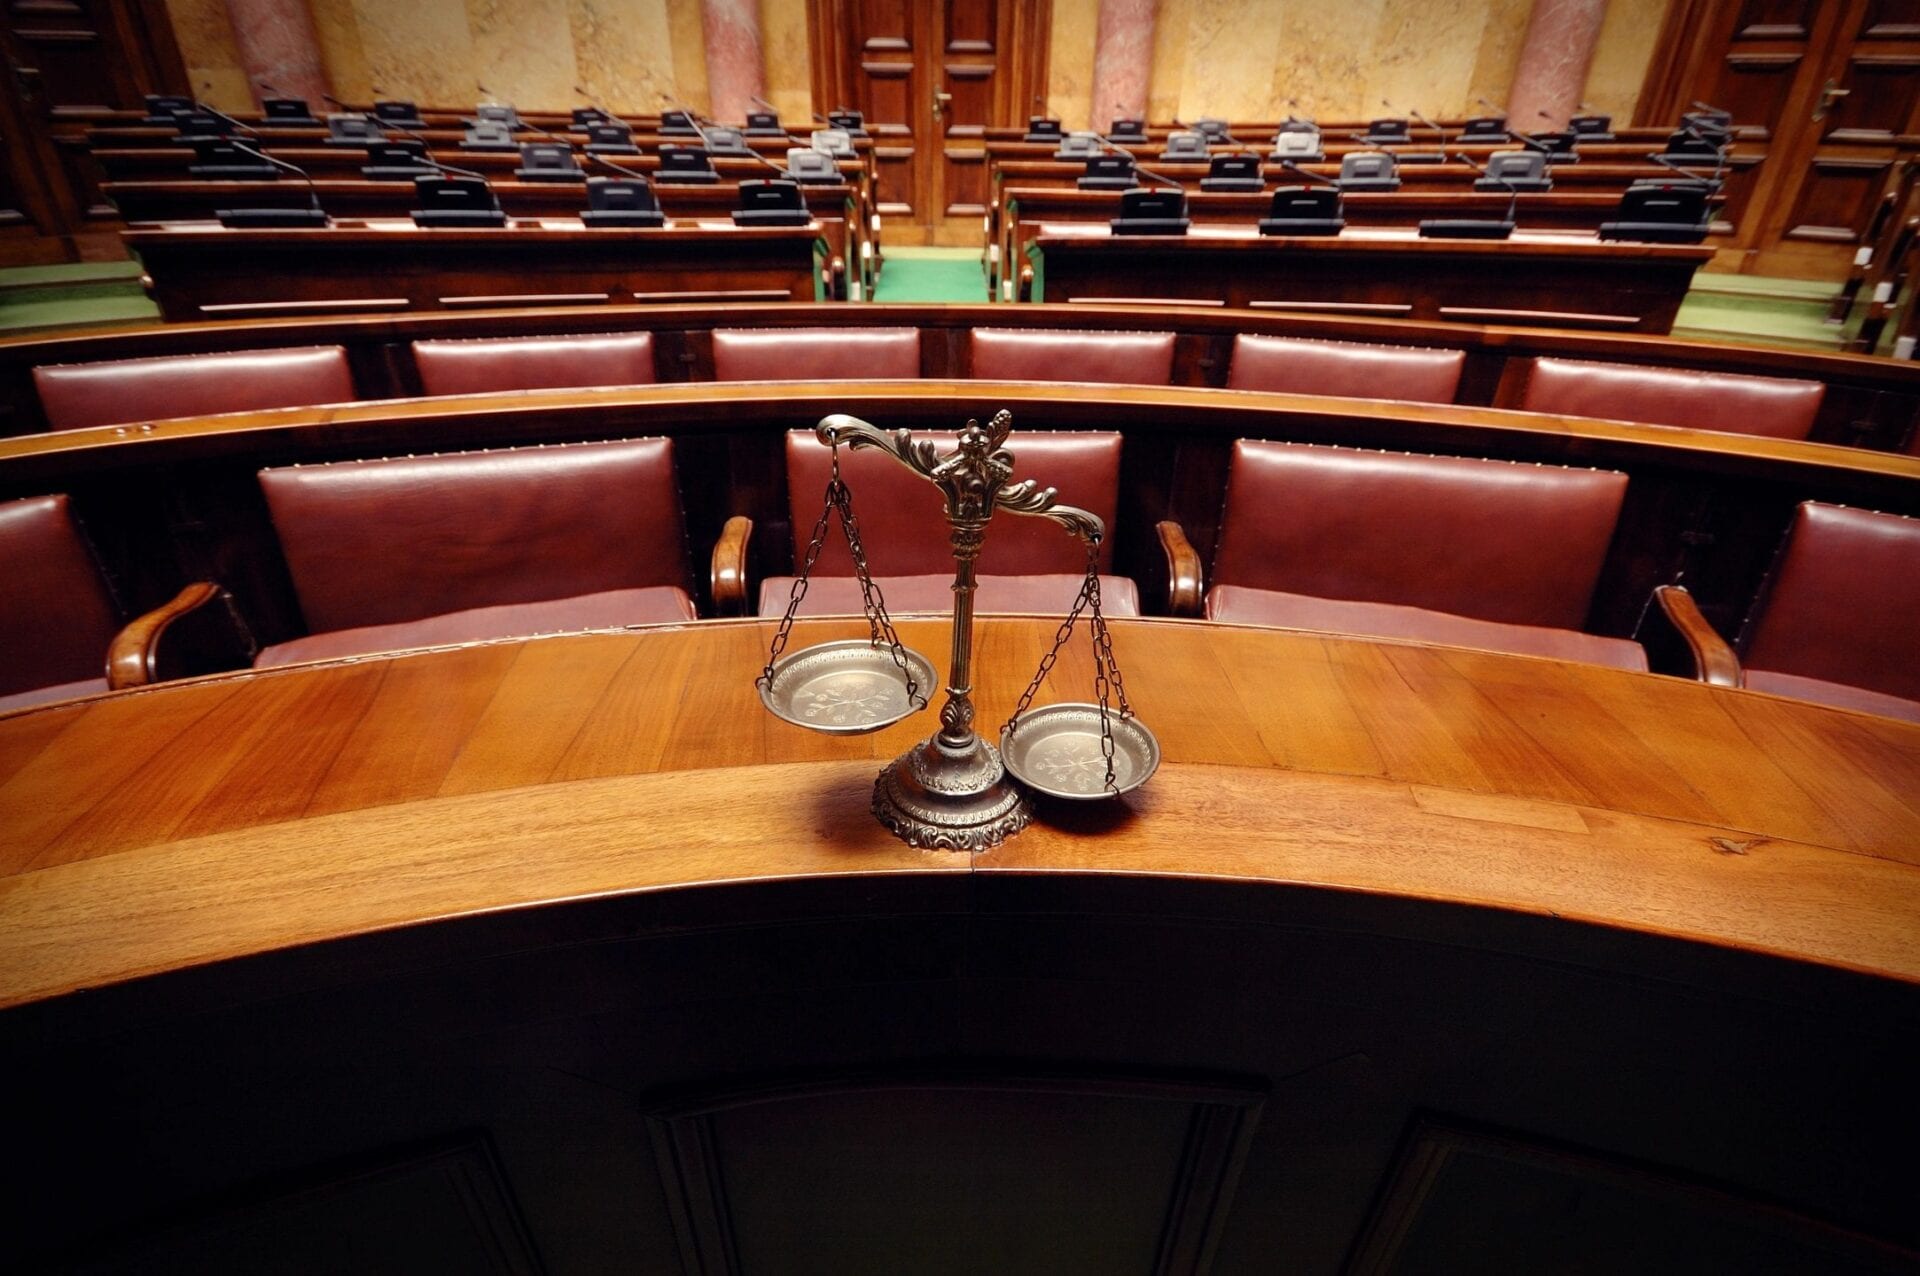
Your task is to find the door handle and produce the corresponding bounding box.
[1814,78,1851,122]
[933,89,952,119]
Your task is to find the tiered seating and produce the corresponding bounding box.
[1163,441,1643,670]
[1518,358,1824,439]
[249,440,696,666]
[413,333,656,394]
[34,346,355,430]
[969,328,1176,384]
[712,327,920,380]
[740,430,1138,618]
[1225,334,1463,401]
[0,494,123,710]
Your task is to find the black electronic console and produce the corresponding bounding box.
[1078,155,1138,190]
[410,176,507,227]
[1108,118,1148,143]
[1258,186,1343,236]
[191,140,280,179]
[362,140,436,181]
[373,101,426,128]
[827,110,868,136]
[1597,183,1710,243]
[584,122,639,154]
[660,109,699,136]
[654,147,720,184]
[327,113,384,145]
[1421,155,1516,239]
[143,94,195,125]
[1569,113,1614,141]
[262,97,318,125]
[732,178,811,226]
[572,107,612,128]
[1417,218,1514,239]
[1201,154,1264,192]
[1110,188,1190,235]
[581,176,665,227]
[745,110,785,136]
[217,206,331,228]
[1024,116,1065,142]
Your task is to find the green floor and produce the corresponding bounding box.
[0,249,1874,354]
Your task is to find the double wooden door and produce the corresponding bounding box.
[1644,0,1920,277]
[810,0,1050,244]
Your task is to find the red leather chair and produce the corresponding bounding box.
[254,439,696,667]
[34,346,355,432]
[1735,502,1920,721]
[752,430,1139,618]
[412,332,656,395]
[1518,357,1825,440]
[1227,334,1464,403]
[1186,441,1641,669]
[0,494,122,711]
[711,327,920,380]
[969,329,1176,385]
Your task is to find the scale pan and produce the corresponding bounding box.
[760,638,937,735]
[1000,703,1161,799]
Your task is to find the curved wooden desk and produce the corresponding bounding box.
[5,619,1918,1272]
[4,616,1916,1007]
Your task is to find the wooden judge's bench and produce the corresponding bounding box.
[2,615,1915,1273]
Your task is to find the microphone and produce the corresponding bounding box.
[666,99,794,178]
[1095,135,1187,193]
[1507,117,1571,163]
[215,138,331,227]
[1279,157,1338,189]
[1399,101,1448,163]
[1643,148,1721,190]
[192,99,257,137]
[1420,153,1517,238]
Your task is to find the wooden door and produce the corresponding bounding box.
[0,0,187,262]
[810,0,1050,244]
[1639,0,1920,278]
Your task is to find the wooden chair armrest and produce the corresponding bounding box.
[106,582,252,688]
[1157,520,1205,618]
[1018,263,1034,302]
[711,515,753,617]
[829,255,848,300]
[1645,584,1742,687]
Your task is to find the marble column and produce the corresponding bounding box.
[701,0,767,125]
[221,0,330,109]
[1090,0,1156,127]
[1507,0,1608,127]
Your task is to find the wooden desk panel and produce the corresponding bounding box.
[1027,227,1714,333]
[1,617,1916,1007]
[125,223,829,319]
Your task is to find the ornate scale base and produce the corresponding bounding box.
[872,734,1033,852]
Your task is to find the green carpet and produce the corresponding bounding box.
[872,248,987,303]
[0,260,157,333]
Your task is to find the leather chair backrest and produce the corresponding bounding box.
[1212,441,1627,629]
[0,494,119,696]
[413,333,656,396]
[1742,502,1920,702]
[970,329,1176,385]
[1519,357,1825,440]
[1227,334,1465,403]
[785,430,1121,577]
[260,439,687,634]
[712,327,921,380]
[35,346,355,432]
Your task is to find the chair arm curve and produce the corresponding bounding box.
[106,582,234,688]
[1157,520,1205,618]
[712,515,754,617]
[1648,584,1742,687]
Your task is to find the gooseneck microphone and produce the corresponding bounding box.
[1095,135,1188,193]
[1278,157,1338,189]
[1420,153,1518,238]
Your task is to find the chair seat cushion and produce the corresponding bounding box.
[758,573,1140,618]
[0,677,109,714]
[255,587,696,668]
[1742,669,1920,724]
[1204,585,1647,671]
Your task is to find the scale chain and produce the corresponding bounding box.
[1002,538,1126,794]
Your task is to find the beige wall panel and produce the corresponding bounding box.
[310,0,373,103]
[1463,0,1532,117]
[349,0,480,107]
[665,0,712,114]
[468,0,580,108]
[1177,0,1284,121]
[1364,0,1499,118]
[1146,0,1190,123]
[566,1,686,116]
[1046,0,1099,130]
[164,0,253,111]
[1585,0,1670,120]
[1269,0,1389,121]
[761,0,814,123]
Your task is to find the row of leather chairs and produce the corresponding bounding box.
[5,433,1913,725]
[28,328,1830,443]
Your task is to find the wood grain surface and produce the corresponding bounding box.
[2,617,1917,1009]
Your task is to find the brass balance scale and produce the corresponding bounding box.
[756,410,1160,850]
